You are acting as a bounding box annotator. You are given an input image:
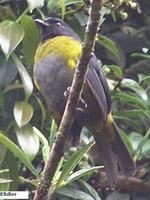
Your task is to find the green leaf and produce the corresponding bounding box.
[49,119,58,151]
[121,78,148,101]
[0,169,9,174]
[138,74,150,84]
[11,54,33,100]
[131,53,150,60]
[0,143,7,165]
[41,145,50,162]
[65,0,83,5]
[103,65,123,77]
[100,7,111,24]
[56,141,95,188]
[0,132,39,177]
[79,179,101,200]
[74,11,88,26]
[0,178,12,184]
[47,0,60,14]
[4,83,23,93]
[141,139,150,158]
[119,129,134,153]
[34,95,46,129]
[0,54,18,88]
[33,127,48,147]
[57,186,95,200]
[60,0,65,19]
[113,116,143,133]
[5,151,19,190]
[114,109,147,118]
[65,166,102,185]
[33,127,50,161]
[14,101,33,127]
[129,132,143,152]
[27,0,44,12]
[15,124,40,161]
[112,93,148,110]
[98,35,120,60]
[20,15,39,66]
[0,163,10,191]
[0,20,24,57]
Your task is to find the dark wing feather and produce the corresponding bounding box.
[86,56,111,121]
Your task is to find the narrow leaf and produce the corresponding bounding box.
[33,127,49,146]
[11,54,33,99]
[0,132,39,177]
[112,93,148,110]
[0,178,12,184]
[131,53,150,60]
[65,166,102,185]
[57,186,94,200]
[79,179,101,200]
[33,127,50,161]
[60,0,65,19]
[129,132,144,152]
[114,109,146,118]
[0,143,7,165]
[121,78,148,101]
[56,141,95,188]
[119,129,134,153]
[113,115,143,133]
[49,119,58,151]
[98,35,120,60]
[64,0,83,5]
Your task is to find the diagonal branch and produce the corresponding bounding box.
[33,0,103,200]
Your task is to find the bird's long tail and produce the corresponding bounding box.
[93,115,136,186]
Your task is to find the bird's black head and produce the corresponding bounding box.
[35,17,80,42]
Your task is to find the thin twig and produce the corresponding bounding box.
[33,0,103,200]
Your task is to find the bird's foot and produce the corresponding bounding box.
[77,97,87,112]
[64,87,71,97]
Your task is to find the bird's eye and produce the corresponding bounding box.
[56,22,61,26]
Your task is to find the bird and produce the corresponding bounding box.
[33,17,136,187]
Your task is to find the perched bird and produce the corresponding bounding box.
[34,17,135,186]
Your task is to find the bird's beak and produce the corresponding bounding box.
[34,19,49,27]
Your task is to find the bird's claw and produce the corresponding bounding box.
[77,97,87,112]
[64,87,71,97]
[80,97,87,109]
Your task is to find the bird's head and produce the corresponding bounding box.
[35,17,80,42]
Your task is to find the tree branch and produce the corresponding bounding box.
[33,0,103,200]
[99,171,150,193]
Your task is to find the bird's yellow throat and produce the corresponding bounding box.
[34,36,82,69]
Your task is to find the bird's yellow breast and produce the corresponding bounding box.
[34,36,82,69]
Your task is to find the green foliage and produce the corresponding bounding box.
[55,141,95,189]
[0,132,39,178]
[98,35,120,61]
[0,20,24,57]
[14,101,33,127]
[0,0,149,199]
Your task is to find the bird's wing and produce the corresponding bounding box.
[86,56,111,121]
